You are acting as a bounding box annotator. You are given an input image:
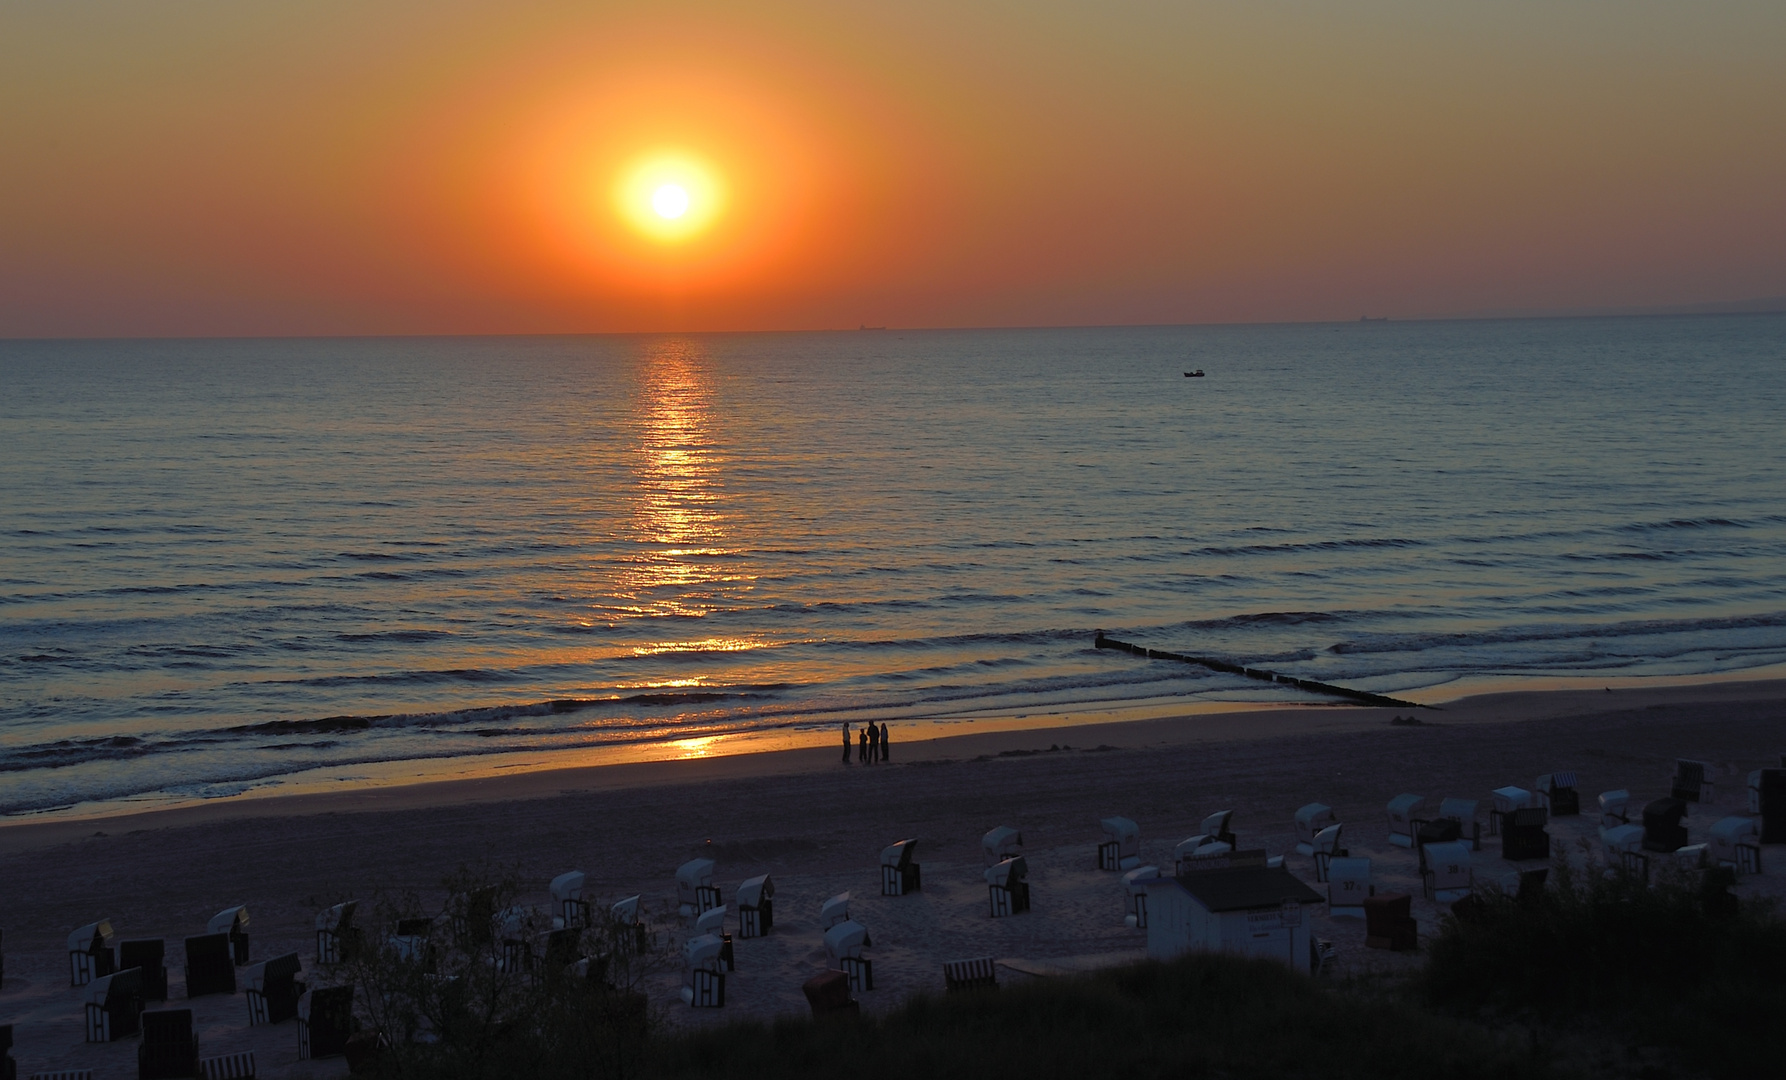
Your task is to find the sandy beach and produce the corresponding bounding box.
[3,678,1782,1078]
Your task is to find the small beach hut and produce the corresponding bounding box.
[1420,840,1474,904]
[881,839,921,895]
[1671,759,1714,803]
[737,875,774,938]
[207,906,251,965]
[1122,865,1159,928]
[314,901,359,965]
[1139,864,1324,972]
[138,1009,199,1079]
[83,966,143,1043]
[676,858,720,917]
[1098,816,1141,871]
[1642,797,1689,853]
[67,920,115,986]
[823,919,874,991]
[1535,772,1580,816]
[680,935,726,1008]
[820,892,851,929]
[1326,857,1372,918]
[1502,807,1551,861]
[985,856,1031,917]
[119,939,167,1002]
[1489,787,1534,835]
[244,953,305,1026]
[1709,816,1761,875]
[550,871,588,929]
[298,986,356,1060]
[1386,794,1425,848]
[1293,804,1336,855]
[1598,789,1631,833]
[982,826,1022,865]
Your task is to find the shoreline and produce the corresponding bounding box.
[6,672,1782,855]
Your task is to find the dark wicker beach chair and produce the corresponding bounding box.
[1642,797,1690,853]
[1502,807,1551,861]
[1671,759,1713,803]
[298,986,357,1060]
[1363,893,1417,951]
[801,969,859,1018]
[1537,772,1580,816]
[138,1009,200,1080]
[943,957,999,992]
[2,1023,14,1080]
[119,940,167,1003]
[83,967,143,1043]
[245,953,305,1025]
[184,933,237,997]
[1754,768,1786,844]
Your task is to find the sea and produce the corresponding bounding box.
[4,315,1785,817]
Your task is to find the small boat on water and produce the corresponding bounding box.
[1183,369,1205,378]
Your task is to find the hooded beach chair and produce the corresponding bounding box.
[823,919,874,991]
[244,953,305,1025]
[83,966,142,1042]
[1386,794,1425,849]
[196,1051,255,1079]
[982,826,1022,865]
[610,895,648,952]
[1309,824,1345,882]
[388,918,436,971]
[1598,789,1631,833]
[943,957,999,992]
[118,939,167,1003]
[1709,816,1762,875]
[1489,787,1534,836]
[1,1023,11,1080]
[802,968,859,1019]
[1754,768,1786,843]
[138,1009,199,1079]
[1098,816,1140,871]
[207,907,250,966]
[1428,798,1482,851]
[298,985,356,1060]
[494,907,536,976]
[675,858,720,917]
[1327,856,1373,918]
[737,875,774,938]
[1602,822,1648,879]
[550,871,589,930]
[1642,797,1689,853]
[1294,803,1337,856]
[985,856,1031,917]
[820,892,851,929]
[694,906,733,970]
[1501,807,1551,861]
[1671,759,1714,803]
[67,921,115,986]
[1363,893,1417,951]
[314,901,360,965]
[881,839,921,895]
[1491,866,1549,903]
[1536,772,1580,816]
[184,933,237,997]
[1122,865,1159,928]
[680,934,726,1007]
[1420,840,1474,904]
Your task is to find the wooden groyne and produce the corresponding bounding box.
[1093,633,1432,710]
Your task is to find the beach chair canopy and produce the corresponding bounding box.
[984,856,1028,888]
[1710,816,1759,847]
[881,839,917,868]
[1312,823,1343,855]
[982,826,1022,862]
[823,920,871,961]
[68,921,114,953]
[1438,798,1480,823]
[820,892,851,928]
[550,872,585,903]
[1199,810,1234,837]
[1294,803,1336,840]
[737,875,773,908]
[611,895,642,923]
[1387,794,1424,826]
[1100,816,1139,845]
[1491,787,1534,814]
[1602,823,1645,853]
[694,906,727,936]
[1122,865,1160,896]
[1508,807,1548,831]
[683,933,725,971]
[315,901,356,932]
[676,859,715,899]
[208,907,250,936]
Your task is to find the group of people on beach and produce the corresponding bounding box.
[843,721,891,764]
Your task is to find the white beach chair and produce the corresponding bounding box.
[1174,810,1237,870]
[1310,824,1345,883]
[1709,816,1762,875]
[314,901,359,964]
[1098,816,1141,871]
[67,920,115,986]
[1386,794,1425,849]
[824,919,874,991]
[881,838,921,895]
[1421,840,1474,904]
[612,895,642,926]
[985,856,1031,917]
[1294,803,1337,856]
[1489,787,1534,836]
[207,906,251,965]
[1602,822,1648,879]
[820,892,851,929]
[675,858,720,918]
[1327,857,1373,918]
[737,875,774,938]
[1121,865,1159,929]
[1598,790,1631,834]
[1437,798,1483,850]
[982,826,1023,865]
[83,967,142,1042]
[680,934,726,1007]
[694,905,727,938]
[550,871,588,930]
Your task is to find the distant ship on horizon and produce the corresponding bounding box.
[1360,315,1388,323]
[858,324,888,331]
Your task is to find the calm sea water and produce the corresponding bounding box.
[4,317,1785,814]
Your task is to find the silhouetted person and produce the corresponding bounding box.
[842,723,852,764]
[869,721,880,763]
[859,727,868,764]
[880,722,890,761]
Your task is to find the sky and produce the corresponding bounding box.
[2,1,1784,337]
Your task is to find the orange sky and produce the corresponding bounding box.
[2,1,1783,336]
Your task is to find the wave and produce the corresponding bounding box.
[1327,611,1786,657]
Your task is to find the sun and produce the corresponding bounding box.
[615,151,724,242]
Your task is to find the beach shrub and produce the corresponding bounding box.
[649,953,1543,1080]
[1420,857,1786,1078]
